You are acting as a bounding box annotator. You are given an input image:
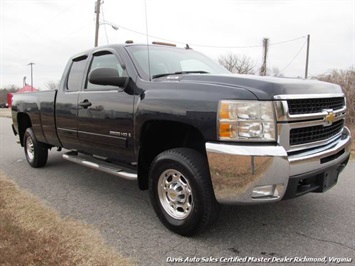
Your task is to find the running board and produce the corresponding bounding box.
[63,152,137,181]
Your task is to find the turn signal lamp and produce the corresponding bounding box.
[218,100,276,142]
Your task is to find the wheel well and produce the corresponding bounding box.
[138,121,206,190]
[17,113,32,146]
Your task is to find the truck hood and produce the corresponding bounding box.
[175,74,343,100]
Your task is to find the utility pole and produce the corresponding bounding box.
[305,34,310,79]
[260,38,269,76]
[94,0,101,47]
[27,62,35,91]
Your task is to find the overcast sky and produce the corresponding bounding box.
[1,0,354,90]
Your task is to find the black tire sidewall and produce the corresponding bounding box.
[149,149,212,235]
[23,128,48,168]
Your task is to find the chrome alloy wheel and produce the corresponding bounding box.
[26,137,35,161]
[158,169,193,220]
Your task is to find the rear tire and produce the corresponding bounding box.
[23,128,48,168]
[149,148,220,236]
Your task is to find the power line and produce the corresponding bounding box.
[101,3,109,44]
[269,36,306,46]
[191,35,306,48]
[106,21,306,49]
[280,40,307,74]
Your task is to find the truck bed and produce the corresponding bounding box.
[12,90,59,147]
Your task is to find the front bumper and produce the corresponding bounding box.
[206,127,351,204]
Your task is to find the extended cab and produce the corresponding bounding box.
[11,43,352,236]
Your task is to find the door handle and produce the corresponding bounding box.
[79,100,92,109]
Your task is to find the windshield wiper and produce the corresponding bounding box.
[152,71,209,79]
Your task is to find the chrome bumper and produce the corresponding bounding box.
[205,127,351,204]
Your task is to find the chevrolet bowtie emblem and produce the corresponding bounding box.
[325,111,336,125]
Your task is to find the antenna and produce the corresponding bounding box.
[144,0,151,81]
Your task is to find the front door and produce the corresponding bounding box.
[77,50,134,162]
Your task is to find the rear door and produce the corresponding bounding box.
[77,50,134,162]
[56,55,88,150]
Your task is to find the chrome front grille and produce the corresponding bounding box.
[287,97,345,115]
[274,94,347,152]
[290,120,344,146]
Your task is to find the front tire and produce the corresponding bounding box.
[24,128,48,168]
[149,148,220,236]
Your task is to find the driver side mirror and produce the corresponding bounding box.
[88,67,127,87]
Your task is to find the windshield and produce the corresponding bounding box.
[126,45,230,81]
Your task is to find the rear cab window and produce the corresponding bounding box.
[66,55,88,92]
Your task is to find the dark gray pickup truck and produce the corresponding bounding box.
[11,43,351,236]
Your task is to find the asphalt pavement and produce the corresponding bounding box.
[0,117,354,265]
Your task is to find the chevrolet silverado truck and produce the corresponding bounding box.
[11,43,351,236]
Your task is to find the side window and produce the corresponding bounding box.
[86,53,126,90]
[66,57,87,92]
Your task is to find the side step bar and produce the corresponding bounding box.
[63,152,137,181]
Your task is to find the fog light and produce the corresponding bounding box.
[252,184,284,199]
[252,185,275,198]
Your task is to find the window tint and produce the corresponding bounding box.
[86,53,126,90]
[67,58,87,92]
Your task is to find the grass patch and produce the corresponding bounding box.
[0,171,133,266]
[349,124,355,161]
[351,150,355,161]
[0,108,11,118]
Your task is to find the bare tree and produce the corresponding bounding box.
[268,67,284,77]
[315,68,355,126]
[46,80,60,90]
[3,85,20,92]
[0,85,20,104]
[218,53,256,74]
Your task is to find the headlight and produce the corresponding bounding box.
[218,100,276,142]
